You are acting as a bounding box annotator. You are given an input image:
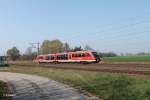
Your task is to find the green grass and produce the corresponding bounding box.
[1,66,150,100]
[0,81,9,100]
[103,55,150,63]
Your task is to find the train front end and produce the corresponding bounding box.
[91,52,101,63]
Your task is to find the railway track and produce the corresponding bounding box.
[10,62,150,75]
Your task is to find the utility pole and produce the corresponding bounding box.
[29,42,40,55]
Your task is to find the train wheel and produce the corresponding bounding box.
[54,61,58,64]
[80,61,88,64]
[95,58,101,63]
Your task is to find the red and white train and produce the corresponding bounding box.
[35,51,101,64]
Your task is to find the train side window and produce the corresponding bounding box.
[61,55,63,60]
[74,54,77,57]
[60,54,68,60]
[82,53,86,57]
[72,54,74,57]
[57,56,59,60]
[45,56,49,60]
[85,53,90,57]
[63,55,65,59]
[38,56,43,59]
[57,55,65,60]
[60,55,62,60]
[76,54,78,57]
[75,54,78,57]
[50,56,53,60]
[46,56,54,60]
[73,54,75,57]
[72,54,81,57]
[78,54,82,57]
[76,54,79,57]
[65,54,68,60]
[61,55,64,60]
[69,55,71,59]
[59,56,61,60]
[51,56,55,60]
[77,53,81,57]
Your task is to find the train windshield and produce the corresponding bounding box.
[92,52,99,58]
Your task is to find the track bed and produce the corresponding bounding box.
[10,61,150,75]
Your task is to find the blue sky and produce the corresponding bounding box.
[0,0,150,55]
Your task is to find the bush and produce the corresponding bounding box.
[0,81,9,100]
[99,52,117,57]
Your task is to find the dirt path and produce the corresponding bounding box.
[0,72,88,100]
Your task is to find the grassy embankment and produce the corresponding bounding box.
[0,81,10,100]
[1,66,150,100]
[103,55,150,63]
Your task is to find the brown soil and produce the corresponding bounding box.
[10,61,150,76]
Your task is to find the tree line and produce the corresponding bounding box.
[8,39,135,61]
[7,39,128,61]
[6,39,95,61]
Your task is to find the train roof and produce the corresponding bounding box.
[37,51,97,56]
[76,50,95,52]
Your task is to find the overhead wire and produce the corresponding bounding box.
[71,20,150,41]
